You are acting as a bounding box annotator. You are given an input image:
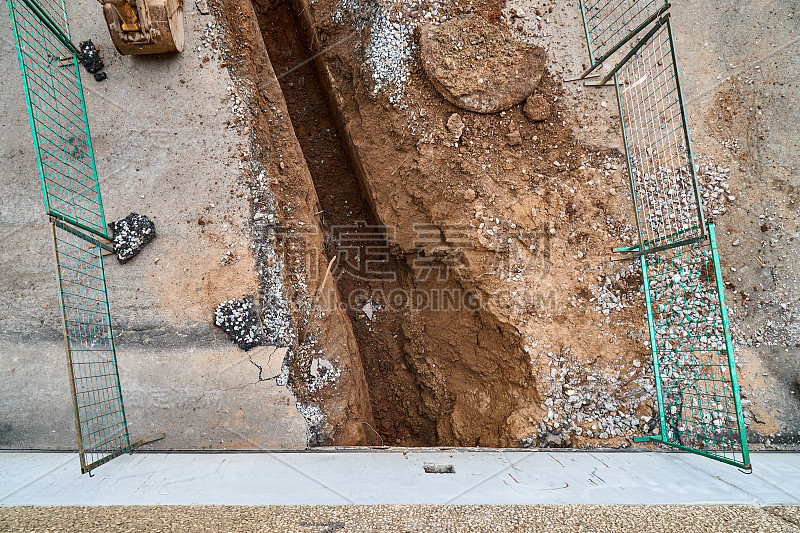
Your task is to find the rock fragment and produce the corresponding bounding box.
[507,130,522,146]
[446,113,465,142]
[544,432,565,447]
[523,93,551,122]
[214,295,264,351]
[420,14,546,113]
[195,0,210,14]
[108,213,155,263]
[362,301,375,321]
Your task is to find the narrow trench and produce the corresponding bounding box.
[255,0,538,447]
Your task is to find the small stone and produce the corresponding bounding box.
[446,113,465,142]
[544,432,564,447]
[507,130,522,146]
[463,188,476,202]
[362,301,375,321]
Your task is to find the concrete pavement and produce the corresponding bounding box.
[0,0,307,449]
[1,450,798,506]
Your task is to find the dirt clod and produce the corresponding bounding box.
[446,113,465,142]
[108,212,155,263]
[419,14,545,113]
[523,94,551,122]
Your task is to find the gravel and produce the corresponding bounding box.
[522,347,656,448]
[214,295,264,351]
[1,505,798,532]
[333,0,443,106]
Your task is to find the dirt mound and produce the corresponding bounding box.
[420,14,545,113]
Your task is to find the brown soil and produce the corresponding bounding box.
[215,0,375,445]
[221,0,658,448]
[280,0,657,448]
[254,0,545,446]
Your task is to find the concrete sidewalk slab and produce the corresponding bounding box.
[1,451,798,506]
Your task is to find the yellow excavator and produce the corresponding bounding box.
[99,0,184,54]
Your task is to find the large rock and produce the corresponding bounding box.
[420,15,546,113]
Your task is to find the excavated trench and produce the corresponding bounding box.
[255,0,540,446]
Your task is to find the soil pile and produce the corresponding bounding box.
[420,14,545,113]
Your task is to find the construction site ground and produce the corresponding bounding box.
[2,504,799,533]
[0,0,798,463]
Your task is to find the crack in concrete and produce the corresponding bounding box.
[249,346,281,382]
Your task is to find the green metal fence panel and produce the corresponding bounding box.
[614,14,705,254]
[635,223,749,469]
[578,0,668,77]
[50,219,131,474]
[24,0,69,38]
[8,0,108,239]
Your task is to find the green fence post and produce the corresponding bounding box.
[708,223,750,469]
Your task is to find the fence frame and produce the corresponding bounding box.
[8,0,109,240]
[578,0,669,80]
[50,218,131,473]
[626,224,750,470]
[612,13,705,256]
[592,2,749,469]
[8,0,162,474]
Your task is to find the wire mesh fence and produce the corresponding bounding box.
[614,14,704,253]
[6,0,162,473]
[637,223,749,469]
[8,0,108,239]
[582,3,750,468]
[51,220,132,474]
[24,0,69,37]
[578,0,668,76]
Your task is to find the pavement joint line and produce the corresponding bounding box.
[443,450,537,504]
[1,452,798,505]
[748,468,800,502]
[0,454,73,504]
[672,450,798,505]
[222,425,356,505]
